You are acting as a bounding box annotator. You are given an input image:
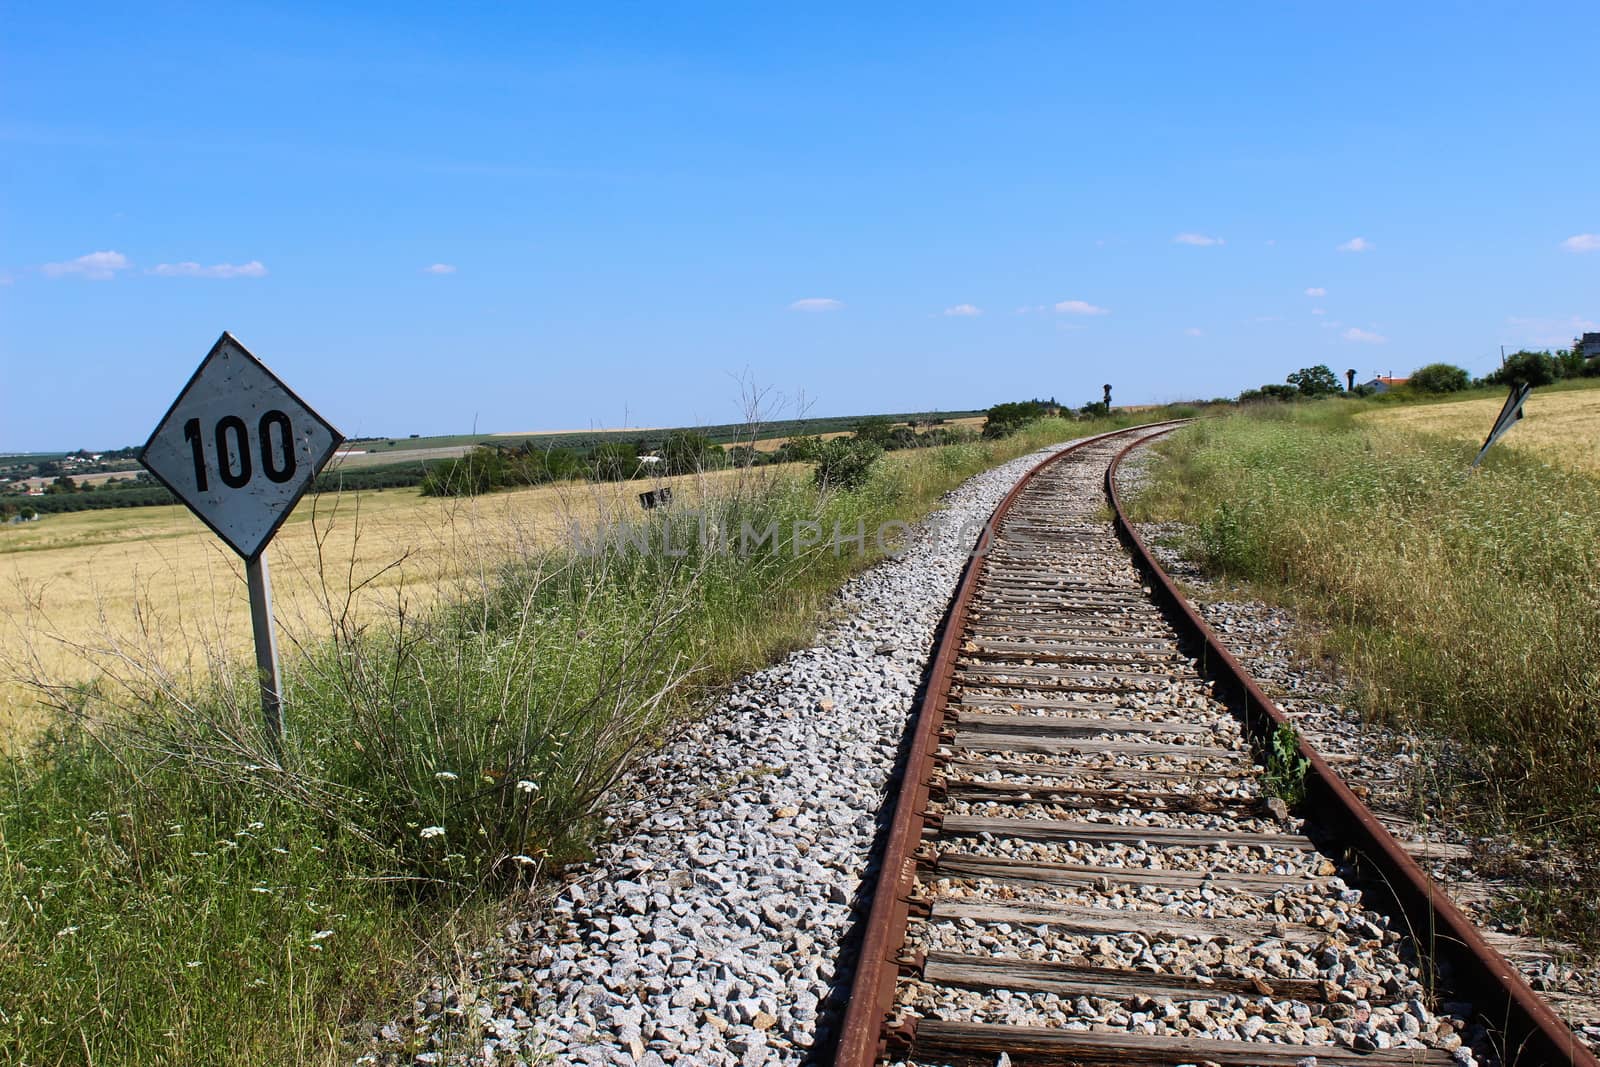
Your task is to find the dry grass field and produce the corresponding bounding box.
[0,464,794,744]
[1362,384,1600,472]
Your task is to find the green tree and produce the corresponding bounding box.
[1240,384,1298,402]
[1286,365,1341,397]
[590,442,643,481]
[660,431,724,475]
[850,416,895,447]
[777,435,824,463]
[1409,363,1470,393]
[982,400,1047,438]
[1483,351,1557,388]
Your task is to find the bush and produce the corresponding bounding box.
[1239,384,1298,402]
[1482,350,1558,388]
[982,400,1048,438]
[811,438,882,491]
[1409,363,1471,394]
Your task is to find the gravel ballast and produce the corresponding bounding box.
[1116,442,1600,1056]
[358,441,1089,1067]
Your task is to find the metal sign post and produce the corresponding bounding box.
[139,332,343,758]
[1472,382,1533,468]
[246,556,283,751]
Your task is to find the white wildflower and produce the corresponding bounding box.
[511,855,537,866]
[434,771,458,782]
[56,926,78,938]
[516,780,539,793]
[420,826,445,839]
[311,930,334,941]
[186,961,201,968]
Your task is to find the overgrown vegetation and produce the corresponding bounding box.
[1134,402,1600,940]
[1263,722,1310,805]
[0,410,1172,1064]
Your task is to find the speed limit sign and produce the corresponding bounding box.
[140,332,344,753]
[140,332,343,560]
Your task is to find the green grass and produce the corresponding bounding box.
[1133,401,1600,942]
[0,411,1172,1065]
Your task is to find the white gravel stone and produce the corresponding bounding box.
[358,441,1095,1066]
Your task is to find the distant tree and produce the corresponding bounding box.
[1409,363,1470,394]
[1555,348,1586,379]
[660,431,724,475]
[850,416,895,447]
[777,435,825,463]
[1286,365,1341,397]
[1240,384,1298,402]
[1079,399,1110,418]
[1482,351,1558,388]
[46,475,78,494]
[982,400,1048,438]
[887,425,921,449]
[590,441,643,481]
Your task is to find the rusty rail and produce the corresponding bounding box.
[833,423,1176,1066]
[1106,427,1596,1067]
[831,421,1595,1067]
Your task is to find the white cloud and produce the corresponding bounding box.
[1053,299,1109,316]
[42,250,130,280]
[1183,327,1204,336]
[788,297,843,312]
[1562,234,1600,253]
[423,263,457,274]
[1304,287,1326,297]
[1311,307,1326,316]
[150,260,267,279]
[1342,327,1386,343]
[942,303,982,317]
[1337,237,1372,253]
[1173,233,1224,246]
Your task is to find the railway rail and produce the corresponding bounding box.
[834,424,1593,1067]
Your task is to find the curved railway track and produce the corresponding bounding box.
[834,424,1593,1067]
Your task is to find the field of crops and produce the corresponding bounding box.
[1362,382,1600,472]
[0,464,792,742]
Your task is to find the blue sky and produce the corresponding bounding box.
[4,2,1598,451]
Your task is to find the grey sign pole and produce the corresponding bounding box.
[139,332,343,761]
[246,555,284,754]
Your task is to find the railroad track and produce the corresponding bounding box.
[835,424,1592,1067]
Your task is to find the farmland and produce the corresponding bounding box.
[0,464,795,742]
[341,408,984,459]
[1361,380,1600,472]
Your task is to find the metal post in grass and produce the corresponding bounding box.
[138,332,343,759]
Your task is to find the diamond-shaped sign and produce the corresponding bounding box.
[140,332,343,560]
